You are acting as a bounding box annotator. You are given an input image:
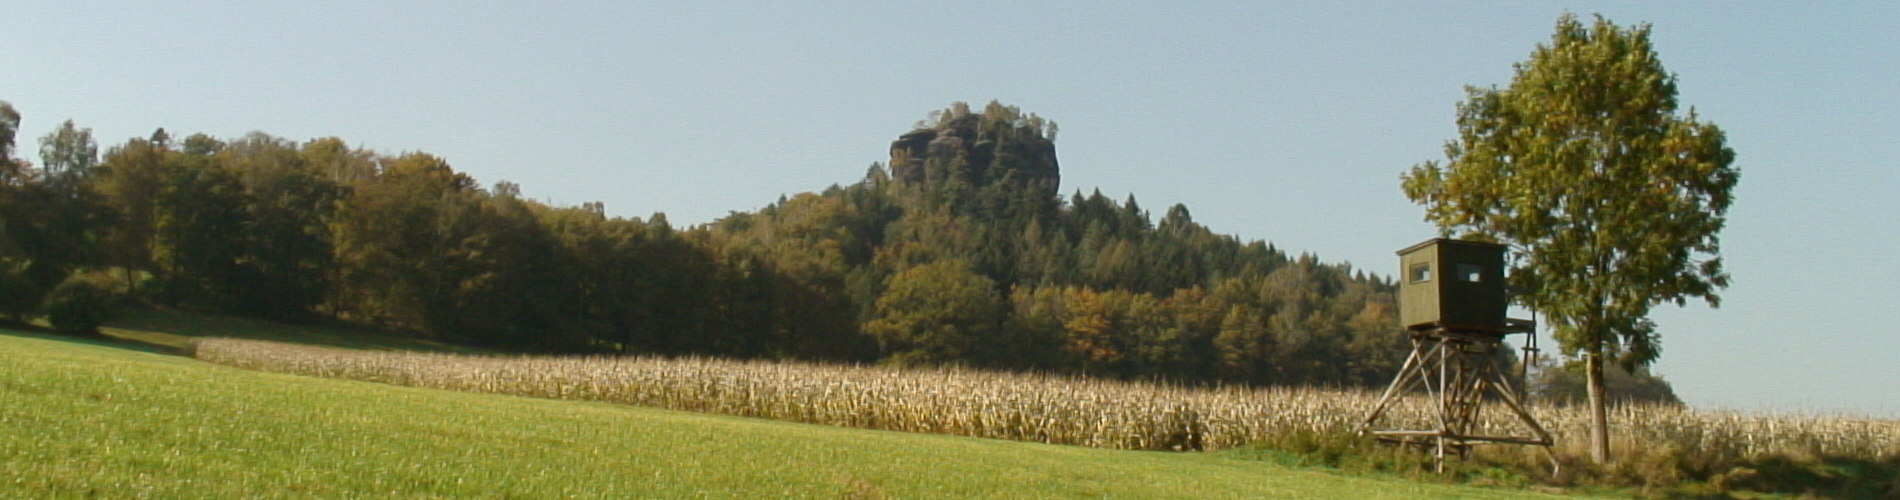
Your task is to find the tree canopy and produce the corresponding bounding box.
[0,98,1486,390]
[1401,14,1737,462]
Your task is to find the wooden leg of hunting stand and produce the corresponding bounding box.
[1487,360,1560,478]
[1359,337,1427,433]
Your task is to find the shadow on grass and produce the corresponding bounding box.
[0,321,181,356]
[0,308,492,357]
[1703,454,1900,500]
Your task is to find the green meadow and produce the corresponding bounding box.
[0,324,1569,499]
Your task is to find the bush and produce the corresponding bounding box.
[43,278,119,335]
[0,269,52,322]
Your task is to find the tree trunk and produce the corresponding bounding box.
[122,267,139,296]
[1585,350,1612,463]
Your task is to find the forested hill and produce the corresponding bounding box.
[1,100,1406,386]
[707,102,1405,384]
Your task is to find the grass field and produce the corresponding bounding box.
[0,327,1573,499]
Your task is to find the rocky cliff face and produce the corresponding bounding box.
[887,102,1059,200]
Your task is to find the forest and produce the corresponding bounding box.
[2,99,1668,392]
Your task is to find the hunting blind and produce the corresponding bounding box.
[1396,238,1508,331]
[1359,238,1556,475]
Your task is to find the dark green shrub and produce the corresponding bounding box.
[0,269,51,322]
[43,278,118,335]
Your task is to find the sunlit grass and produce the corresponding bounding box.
[1,329,1563,499]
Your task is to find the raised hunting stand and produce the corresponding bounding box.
[1357,238,1558,474]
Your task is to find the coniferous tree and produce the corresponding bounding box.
[1,99,1466,391]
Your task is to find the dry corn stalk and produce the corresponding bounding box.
[193,337,1899,460]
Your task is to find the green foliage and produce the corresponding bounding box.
[1401,14,1738,461]
[864,260,1004,364]
[0,101,22,180]
[655,102,1402,382]
[1,98,1405,385]
[221,133,340,319]
[0,178,113,316]
[151,147,256,310]
[42,275,119,335]
[1530,358,1682,407]
[95,134,171,289]
[38,120,98,186]
[1402,14,1737,369]
[0,103,114,322]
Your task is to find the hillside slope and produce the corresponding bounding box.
[0,329,1564,499]
[1,100,1407,387]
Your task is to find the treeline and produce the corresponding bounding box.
[0,100,1408,386]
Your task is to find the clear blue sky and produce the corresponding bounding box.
[6,1,1895,415]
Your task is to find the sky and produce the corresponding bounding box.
[5,1,1895,416]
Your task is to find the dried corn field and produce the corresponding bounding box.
[192,338,1898,463]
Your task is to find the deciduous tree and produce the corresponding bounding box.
[1401,14,1738,463]
[863,259,1003,365]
